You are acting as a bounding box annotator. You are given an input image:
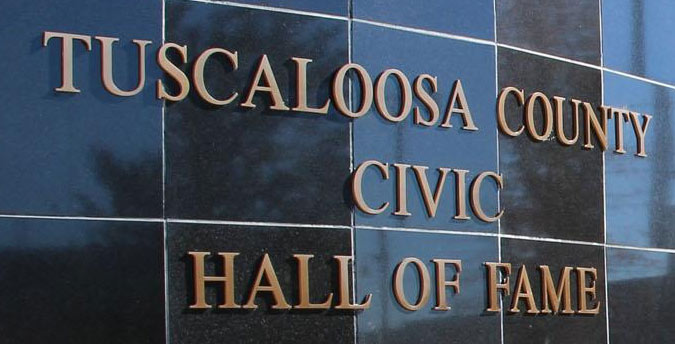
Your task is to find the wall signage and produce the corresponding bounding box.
[43,30,637,316]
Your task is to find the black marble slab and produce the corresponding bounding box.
[497,48,604,243]
[0,218,165,344]
[355,229,500,344]
[167,223,354,344]
[497,0,601,65]
[607,248,675,343]
[501,239,607,344]
[164,0,351,225]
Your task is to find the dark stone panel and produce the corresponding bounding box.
[353,0,494,40]
[497,0,601,65]
[0,0,163,217]
[497,48,604,242]
[607,249,675,343]
[603,0,675,84]
[501,239,607,344]
[355,229,500,344]
[352,23,498,232]
[604,73,675,249]
[0,218,165,344]
[167,223,354,344]
[165,0,350,225]
[216,0,347,16]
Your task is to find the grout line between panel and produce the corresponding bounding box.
[0,214,164,222]
[161,1,170,343]
[604,68,675,90]
[356,225,498,238]
[352,18,494,46]
[496,43,601,70]
[166,218,352,229]
[599,1,611,341]
[6,213,675,253]
[185,0,348,20]
[605,243,675,254]
[181,0,675,92]
[347,5,358,342]
[492,2,504,343]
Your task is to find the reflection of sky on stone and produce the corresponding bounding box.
[354,0,494,40]
[604,73,675,248]
[608,249,670,282]
[353,23,497,232]
[355,229,497,334]
[603,0,675,84]
[0,0,162,217]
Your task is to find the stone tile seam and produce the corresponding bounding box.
[176,0,675,92]
[599,0,611,339]
[1,214,674,253]
[185,0,349,20]
[492,0,505,341]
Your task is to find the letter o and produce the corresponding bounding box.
[332,63,373,118]
[393,257,431,311]
[525,92,553,141]
[375,69,412,122]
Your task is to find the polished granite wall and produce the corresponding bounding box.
[0,0,673,343]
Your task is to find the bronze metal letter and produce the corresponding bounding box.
[374,69,412,122]
[440,80,478,130]
[332,63,373,118]
[413,74,440,126]
[241,54,289,110]
[293,254,333,309]
[352,160,390,215]
[43,31,92,93]
[485,262,511,312]
[243,253,291,310]
[334,255,372,310]
[393,257,431,311]
[96,36,151,97]
[156,43,190,101]
[291,57,330,114]
[539,265,573,314]
[496,86,525,136]
[188,251,240,309]
[470,171,504,223]
[193,48,239,105]
[432,259,461,311]
[509,264,539,314]
[576,267,601,315]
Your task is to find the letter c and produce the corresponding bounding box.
[497,86,525,137]
[352,160,389,215]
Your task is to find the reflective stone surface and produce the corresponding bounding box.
[498,48,604,243]
[353,23,498,232]
[355,229,500,344]
[497,0,601,65]
[607,248,675,343]
[501,239,607,343]
[165,0,350,225]
[603,0,675,84]
[220,0,347,16]
[0,218,165,344]
[353,0,494,40]
[0,0,163,218]
[604,73,675,249]
[167,223,354,344]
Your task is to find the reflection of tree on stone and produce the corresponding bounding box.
[164,2,350,224]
